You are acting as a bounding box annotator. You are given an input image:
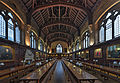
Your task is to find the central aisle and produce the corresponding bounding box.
[52,60,66,83]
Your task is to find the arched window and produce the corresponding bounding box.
[56,44,62,53]
[8,12,13,18]
[83,31,90,48]
[8,19,14,41]
[30,32,36,48]
[0,10,21,43]
[76,40,79,50]
[40,40,43,51]
[106,19,112,41]
[106,13,111,19]
[99,26,104,42]
[15,23,20,43]
[114,15,120,37]
[99,10,120,43]
[34,39,36,49]
[0,14,6,38]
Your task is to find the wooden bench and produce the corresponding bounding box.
[62,61,77,83]
[42,60,57,83]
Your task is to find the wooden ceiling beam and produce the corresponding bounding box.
[46,32,73,39]
[48,38,70,45]
[41,22,77,30]
[30,2,89,16]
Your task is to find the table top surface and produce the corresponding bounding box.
[0,63,35,77]
[63,60,98,80]
[21,60,55,80]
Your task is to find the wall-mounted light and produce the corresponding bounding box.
[79,45,81,50]
[26,38,30,46]
[67,50,70,53]
[90,41,94,46]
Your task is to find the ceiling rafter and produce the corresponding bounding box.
[46,31,73,38]
[48,37,70,42]
[74,11,80,24]
[48,38,70,45]
[42,23,77,30]
[31,2,89,16]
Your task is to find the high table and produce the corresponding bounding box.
[63,60,98,83]
[20,60,56,83]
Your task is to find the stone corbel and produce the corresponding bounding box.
[26,24,32,33]
[88,24,93,33]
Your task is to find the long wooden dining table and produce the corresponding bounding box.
[20,60,56,83]
[63,60,98,83]
[82,62,120,80]
[0,63,35,80]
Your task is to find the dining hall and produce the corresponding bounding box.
[0,0,120,83]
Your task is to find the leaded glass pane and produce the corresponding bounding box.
[56,44,62,53]
[8,19,14,41]
[15,26,20,43]
[106,19,112,41]
[99,26,104,42]
[0,15,6,38]
[114,15,120,37]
